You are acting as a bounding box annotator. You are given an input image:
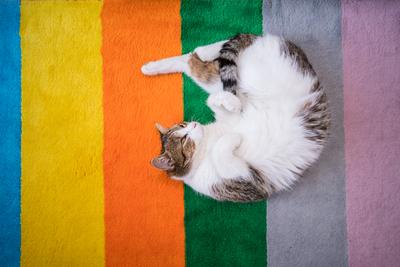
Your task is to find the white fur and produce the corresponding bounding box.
[142,34,324,198]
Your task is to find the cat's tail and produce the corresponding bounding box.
[217,34,258,95]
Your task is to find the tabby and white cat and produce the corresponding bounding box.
[141,34,330,202]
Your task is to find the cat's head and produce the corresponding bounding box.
[151,121,203,177]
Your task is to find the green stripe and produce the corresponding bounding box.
[181,1,266,266]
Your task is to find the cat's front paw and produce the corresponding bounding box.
[208,91,242,113]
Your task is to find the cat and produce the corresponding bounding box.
[141,34,330,202]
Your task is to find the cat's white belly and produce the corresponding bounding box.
[186,106,320,195]
[193,96,320,193]
[238,104,321,189]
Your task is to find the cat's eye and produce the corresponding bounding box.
[179,123,186,128]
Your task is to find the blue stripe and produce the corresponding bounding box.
[0,1,21,266]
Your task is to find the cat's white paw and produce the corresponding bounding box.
[208,91,242,113]
[222,95,242,113]
[141,61,158,75]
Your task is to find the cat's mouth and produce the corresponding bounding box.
[187,122,198,131]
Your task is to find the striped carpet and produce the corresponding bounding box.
[0,1,399,266]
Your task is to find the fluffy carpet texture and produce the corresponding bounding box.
[0,0,399,267]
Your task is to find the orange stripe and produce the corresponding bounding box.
[102,1,184,266]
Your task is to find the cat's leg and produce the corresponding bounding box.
[142,53,224,94]
[142,39,229,94]
[141,40,226,75]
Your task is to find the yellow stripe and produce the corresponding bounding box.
[21,2,104,266]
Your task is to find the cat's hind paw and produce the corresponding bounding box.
[141,61,159,75]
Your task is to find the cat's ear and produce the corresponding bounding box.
[151,153,174,171]
[155,122,168,135]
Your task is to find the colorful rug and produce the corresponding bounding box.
[1,0,399,266]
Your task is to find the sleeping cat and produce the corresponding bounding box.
[141,34,330,202]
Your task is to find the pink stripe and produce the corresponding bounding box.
[343,1,400,266]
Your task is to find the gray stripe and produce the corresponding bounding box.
[263,1,348,267]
